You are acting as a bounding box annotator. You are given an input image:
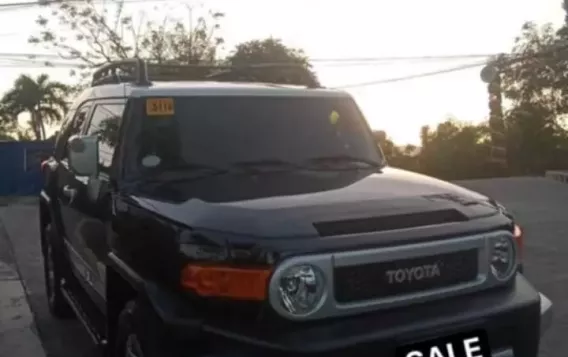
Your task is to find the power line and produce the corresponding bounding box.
[0,62,79,68]
[333,61,488,89]
[309,54,495,63]
[0,56,82,67]
[0,55,494,72]
[0,58,467,67]
[0,58,489,70]
[0,41,566,86]
[0,52,497,63]
[0,53,61,59]
[0,5,32,12]
[0,0,177,11]
[0,1,41,7]
[0,54,499,71]
[335,42,568,89]
[0,56,529,83]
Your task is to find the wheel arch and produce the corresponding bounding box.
[105,252,202,351]
[39,190,65,246]
[105,255,140,352]
[39,192,55,253]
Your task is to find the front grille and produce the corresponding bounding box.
[334,249,479,303]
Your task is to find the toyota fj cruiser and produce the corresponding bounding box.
[39,59,552,357]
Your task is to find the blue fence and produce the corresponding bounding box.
[0,140,54,196]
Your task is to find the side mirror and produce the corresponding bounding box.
[68,135,99,177]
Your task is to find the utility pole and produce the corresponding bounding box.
[480,64,508,170]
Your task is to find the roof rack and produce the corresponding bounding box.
[91,58,150,87]
[205,65,321,89]
[90,58,322,88]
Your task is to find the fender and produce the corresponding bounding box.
[106,253,203,337]
[40,190,54,222]
[39,190,63,245]
[40,189,66,242]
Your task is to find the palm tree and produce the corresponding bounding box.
[0,103,17,141]
[0,124,13,140]
[1,74,69,140]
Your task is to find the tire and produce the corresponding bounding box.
[42,223,74,319]
[114,300,182,357]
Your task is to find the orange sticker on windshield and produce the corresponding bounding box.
[146,98,175,116]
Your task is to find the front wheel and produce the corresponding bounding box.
[115,300,183,357]
[42,223,74,319]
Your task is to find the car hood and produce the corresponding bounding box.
[124,167,499,238]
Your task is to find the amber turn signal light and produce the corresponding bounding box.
[181,264,271,301]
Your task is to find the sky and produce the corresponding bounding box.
[0,0,565,145]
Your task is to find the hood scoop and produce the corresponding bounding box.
[313,209,469,237]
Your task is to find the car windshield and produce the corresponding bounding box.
[125,95,383,179]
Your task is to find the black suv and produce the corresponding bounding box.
[39,59,552,357]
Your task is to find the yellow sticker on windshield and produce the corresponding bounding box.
[146,98,175,116]
[329,110,340,125]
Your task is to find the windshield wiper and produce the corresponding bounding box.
[121,161,235,191]
[231,159,304,173]
[305,155,383,169]
[131,161,231,184]
[162,162,227,174]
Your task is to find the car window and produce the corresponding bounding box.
[54,110,75,158]
[128,95,381,174]
[87,103,125,173]
[60,104,91,160]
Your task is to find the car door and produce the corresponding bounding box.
[57,103,92,245]
[56,102,95,293]
[64,99,126,310]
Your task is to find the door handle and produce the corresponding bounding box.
[62,185,77,203]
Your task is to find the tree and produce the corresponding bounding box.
[418,120,494,180]
[372,130,395,158]
[0,104,16,140]
[493,20,568,174]
[372,130,420,172]
[29,2,322,88]
[93,115,120,147]
[498,23,564,108]
[0,119,14,141]
[140,7,224,65]
[504,101,568,174]
[221,38,320,87]
[29,0,225,82]
[1,74,69,141]
[420,126,430,148]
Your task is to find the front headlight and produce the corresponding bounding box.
[271,264,327,317]
[489,234,517,281]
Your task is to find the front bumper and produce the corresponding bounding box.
[539,292,553,335]
[161,275,552,357]
[492,292,552,357]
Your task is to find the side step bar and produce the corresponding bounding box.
[61,279,108,348]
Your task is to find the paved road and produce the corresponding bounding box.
[0,202,97,357]
[0,205,45,357]
[0,176,567,357]
[458,177,568,357]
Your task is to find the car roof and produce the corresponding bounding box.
[73,80,351,105]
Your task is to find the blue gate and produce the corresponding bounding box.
[0,140,54,196]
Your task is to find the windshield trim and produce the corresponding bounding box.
[349,97,387,166]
